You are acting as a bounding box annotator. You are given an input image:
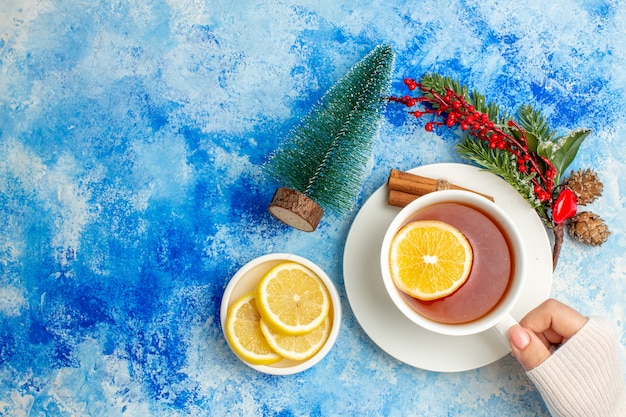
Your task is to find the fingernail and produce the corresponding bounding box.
[509,325,530,350]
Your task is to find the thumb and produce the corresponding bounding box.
[508,324,551,371]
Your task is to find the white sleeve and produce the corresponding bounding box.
[526,317,626,417]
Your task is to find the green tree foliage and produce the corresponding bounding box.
[265,45,395,216]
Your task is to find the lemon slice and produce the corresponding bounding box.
[224,293,282,365]
[256,261,330,335]
[260,316,331,361]
[389,220,473,300]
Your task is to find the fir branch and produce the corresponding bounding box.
[517,105,556,141]
[517,105,556,153]
[457,138,550,224]
[389,73,592,267]
[421,74,469,101]
[390,73,559,218]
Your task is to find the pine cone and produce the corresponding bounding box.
[564,168,603,206]
[568,211,610,246]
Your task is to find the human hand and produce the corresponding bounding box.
[508,299,588,371]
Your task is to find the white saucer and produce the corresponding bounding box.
[343,163,553,372]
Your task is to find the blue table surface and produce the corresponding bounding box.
[1,1,624,416]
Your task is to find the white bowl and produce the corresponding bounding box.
[380,190,527,338]
[220,253,341,375]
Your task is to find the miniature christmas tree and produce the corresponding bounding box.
[265,44,395,231]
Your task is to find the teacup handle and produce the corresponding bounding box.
[494,314,519,348]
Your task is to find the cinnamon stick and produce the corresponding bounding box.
[386,169,494,207]
[388,189,422,208]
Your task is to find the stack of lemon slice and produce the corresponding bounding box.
[224,262,332,365]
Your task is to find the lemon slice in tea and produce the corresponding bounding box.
[389,220,473,301]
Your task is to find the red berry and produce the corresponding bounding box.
[425,122,434,131]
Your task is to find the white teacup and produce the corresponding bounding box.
[380,190,526,341]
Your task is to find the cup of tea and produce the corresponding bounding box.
[380,189,527,340]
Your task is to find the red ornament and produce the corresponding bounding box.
[552,189,578,224]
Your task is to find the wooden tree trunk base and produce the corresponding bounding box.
[268,187,324,232]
